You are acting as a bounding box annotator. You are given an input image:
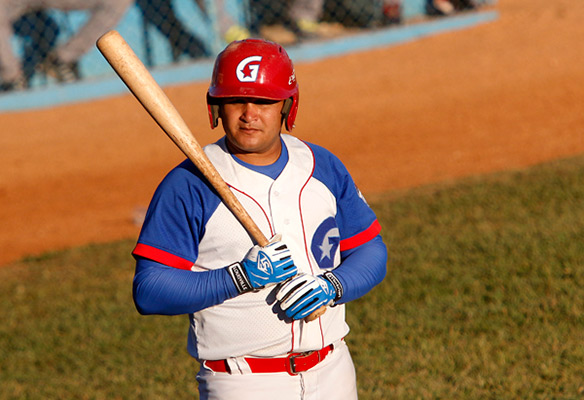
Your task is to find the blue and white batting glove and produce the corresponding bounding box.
[228,234,298,293]
[276,272,343,320]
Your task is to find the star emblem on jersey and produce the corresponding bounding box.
[319,232,336,261]
[311,217,341,270]
[236,56,262,82]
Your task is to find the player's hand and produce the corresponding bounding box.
[242,235,297,289]
[231,234,297,292]
[276,273,338,320]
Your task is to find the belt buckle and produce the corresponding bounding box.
[286,351,319,376]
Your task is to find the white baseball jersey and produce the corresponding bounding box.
[133,133,381,360]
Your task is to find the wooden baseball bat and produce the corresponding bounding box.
[97,30,268,247]
[96,30,325,321]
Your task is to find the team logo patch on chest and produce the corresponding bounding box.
[311,217,340,270]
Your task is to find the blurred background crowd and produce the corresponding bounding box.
[0,0,491,93]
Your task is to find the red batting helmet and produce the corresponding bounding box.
[207,39,299,132]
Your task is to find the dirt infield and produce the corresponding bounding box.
[0,0,582,266]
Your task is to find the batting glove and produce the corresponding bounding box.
[276,272,343,320]
[228,234,297,293]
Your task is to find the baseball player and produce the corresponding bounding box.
[132,38,387,400]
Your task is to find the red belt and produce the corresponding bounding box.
[203,344,334,376]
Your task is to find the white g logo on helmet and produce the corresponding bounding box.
[236,56,262,82]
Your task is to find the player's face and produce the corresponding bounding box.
[219,97,284,166]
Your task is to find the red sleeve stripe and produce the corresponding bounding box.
[339,220,382,252]
[132,243,194,270]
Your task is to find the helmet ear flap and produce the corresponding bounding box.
[282,98,293,131]
[207,92,220,129]
[282,94,299,132]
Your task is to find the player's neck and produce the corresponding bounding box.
[226,138,283,166]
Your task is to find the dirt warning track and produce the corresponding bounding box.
[0,0,583,266]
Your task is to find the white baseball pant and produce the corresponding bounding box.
[196,340,359,400]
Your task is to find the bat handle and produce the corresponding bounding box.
[305,305,327,322]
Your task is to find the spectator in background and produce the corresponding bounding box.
[249,0,345,46]
[194,0,250,44]
[12,10,61,84]
[136,0,210,63]
[449,0,479,10]
[382,0,402,25]
[426,0,455,15]
[426,0,479,16]
[0,0,133,92]
[288,0,344,39]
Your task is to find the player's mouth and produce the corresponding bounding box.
[239,125,261,134]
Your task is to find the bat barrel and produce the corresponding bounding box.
[96,30,269,247]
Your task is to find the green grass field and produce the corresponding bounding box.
[1,155,583,399]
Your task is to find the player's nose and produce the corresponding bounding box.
[240,102,259,121]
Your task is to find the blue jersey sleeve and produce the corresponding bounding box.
[309,143,380,249]
[133,257,239,315]
[133,159,222,267]
[131,159,240,315]
[334,235,387,304]
[308,142,388,303]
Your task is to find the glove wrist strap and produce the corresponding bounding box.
[323,271,343,303]
[227,262,255,294]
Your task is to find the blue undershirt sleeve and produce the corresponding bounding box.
[333,235,388,304]
[133,257,240,315]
